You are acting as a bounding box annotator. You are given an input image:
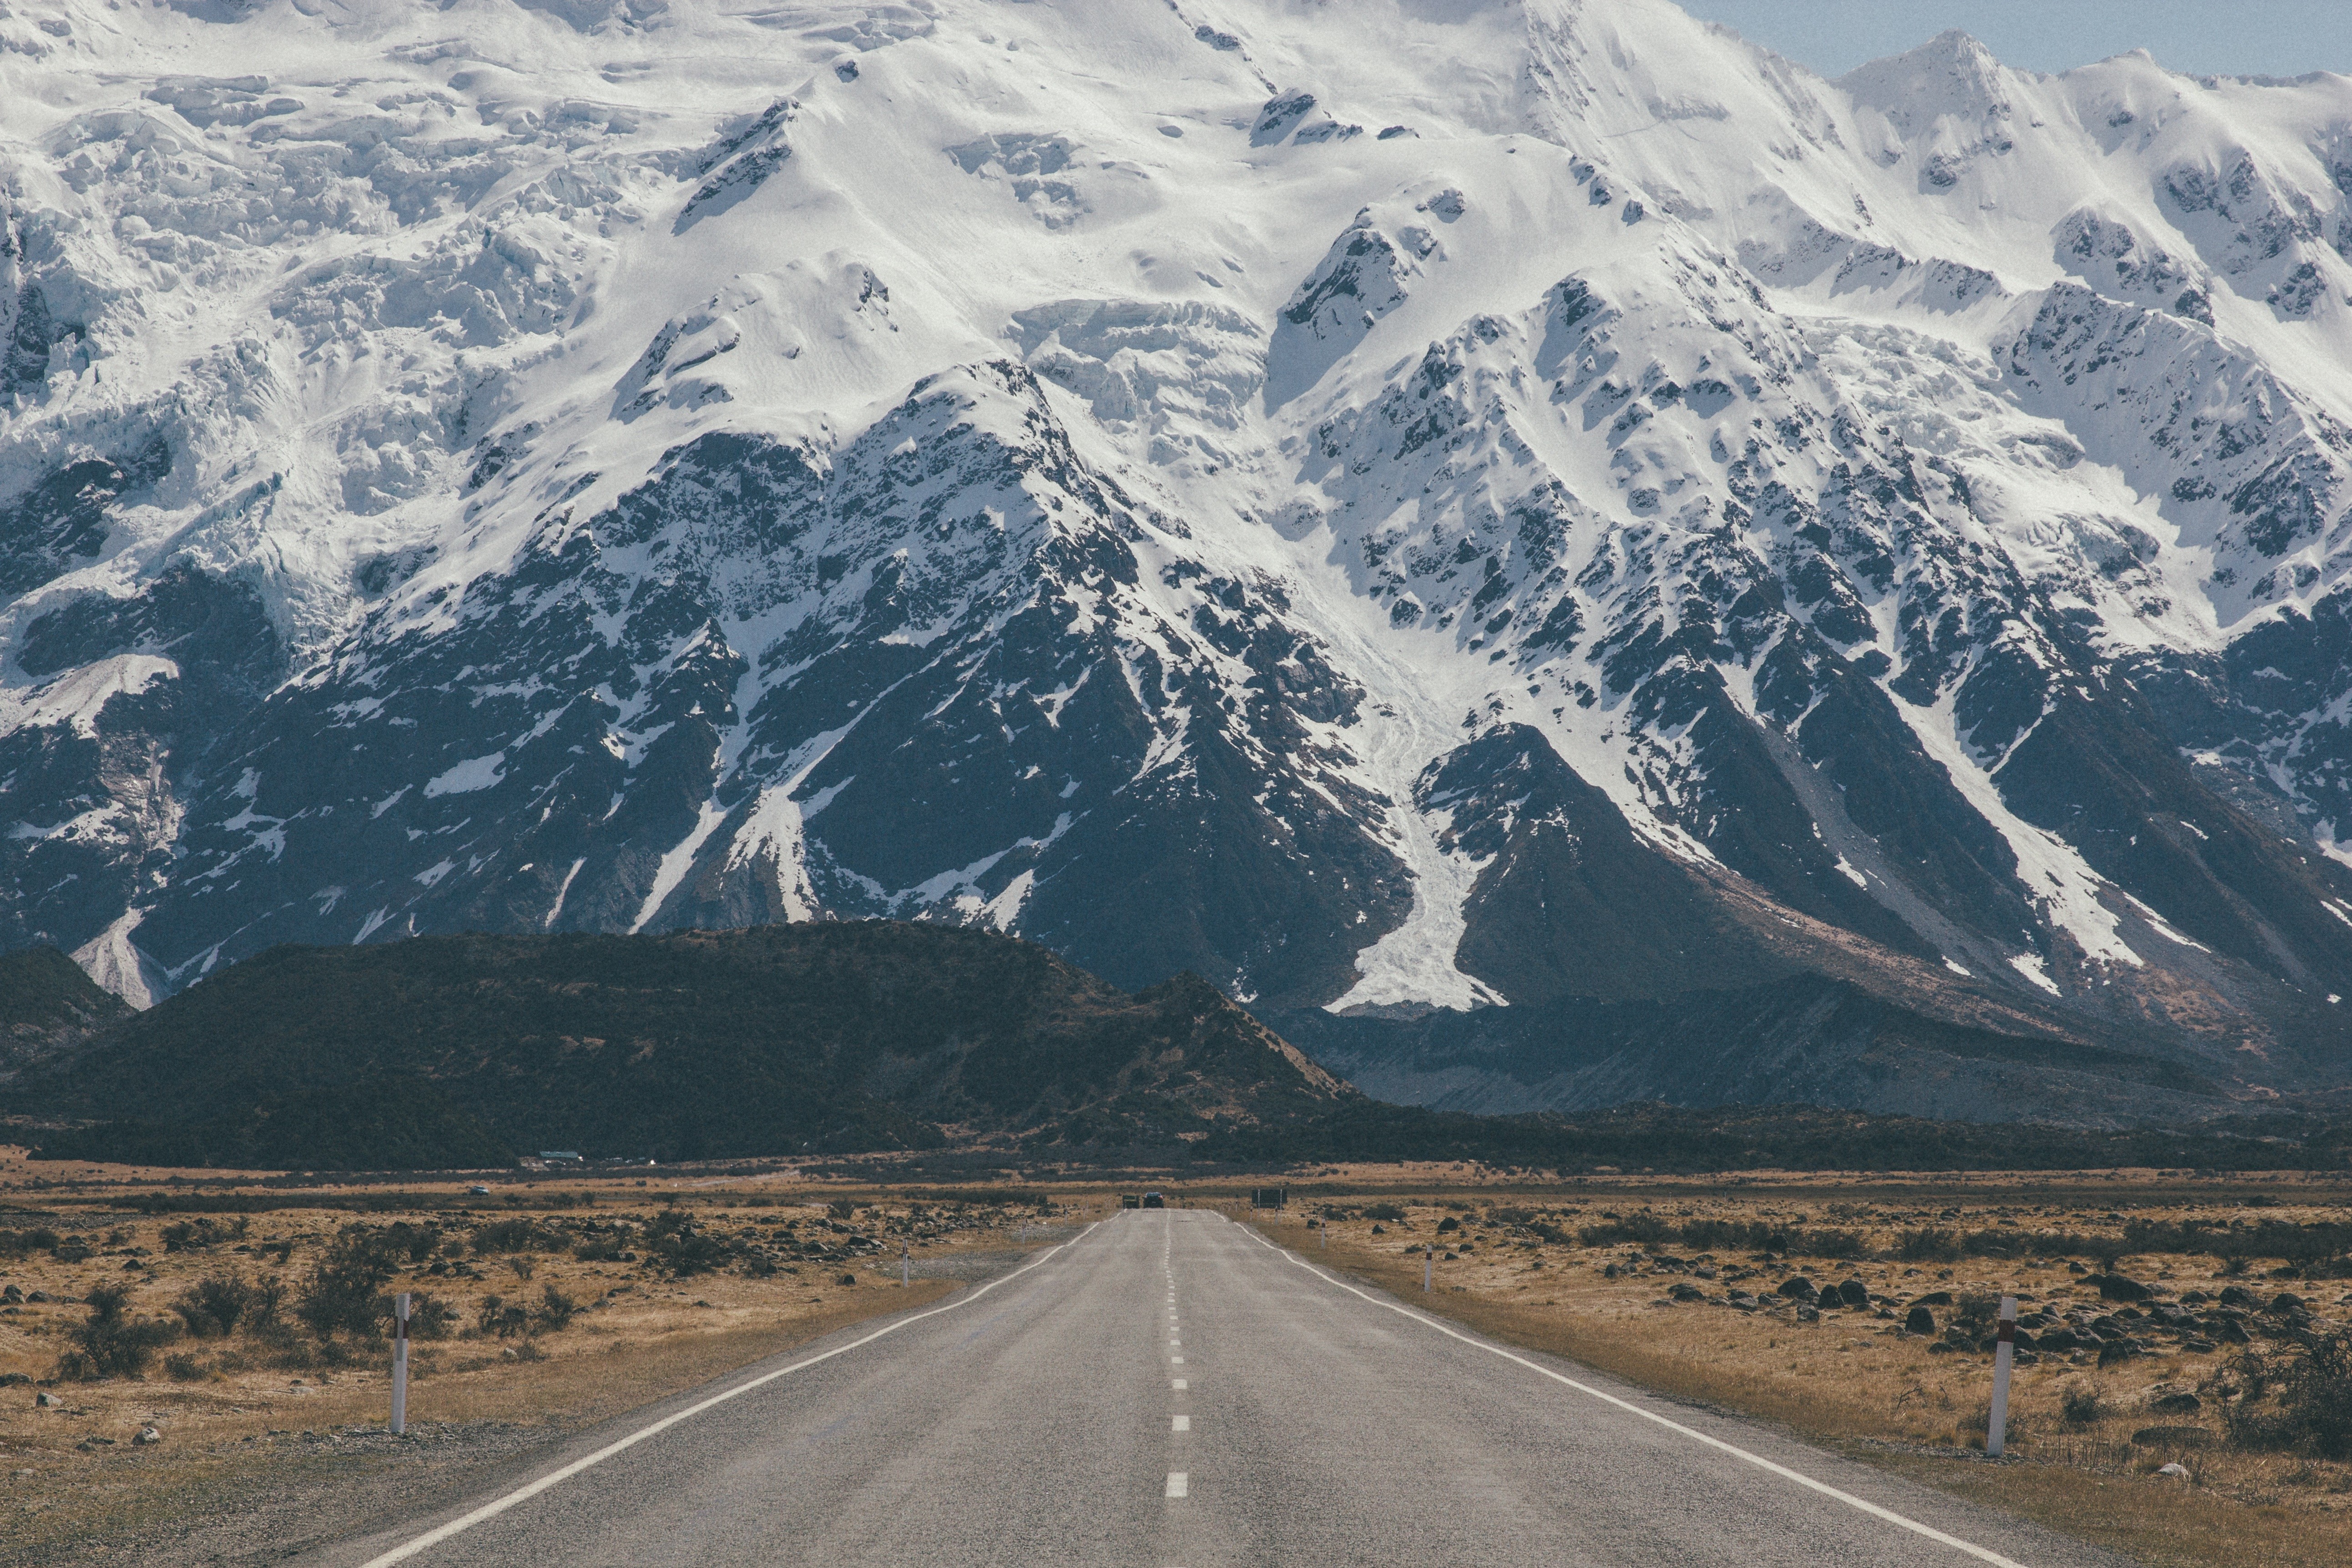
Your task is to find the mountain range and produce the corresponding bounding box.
[6,0,2352,1123]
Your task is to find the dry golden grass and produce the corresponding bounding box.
[1234,1185,2352,1568]
[10,1148,2349,1567]
[0,1161,1096,1555]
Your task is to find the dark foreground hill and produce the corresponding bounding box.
[5,922,1351,1169]
[0,945,131,1072]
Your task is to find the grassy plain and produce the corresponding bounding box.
[0,1149,1091,1560]
[8,1149,2351,1567]
[1229,1167,2352,1568]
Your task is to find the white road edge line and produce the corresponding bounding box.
[357,1223,1100,1567]
[1243,1230,2030,1568]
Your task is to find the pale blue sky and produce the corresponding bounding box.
[1674,1,2352,80]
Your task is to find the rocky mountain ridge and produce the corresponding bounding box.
[5,0,2352,1119]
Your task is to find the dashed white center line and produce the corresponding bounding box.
[1171,1415,1190,1432]
[1165,1472,1189,1498]
[1171,1355,1184,1364]
[1171,1378,1186,1390]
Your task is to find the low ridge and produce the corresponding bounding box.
[5,921,1353,1169]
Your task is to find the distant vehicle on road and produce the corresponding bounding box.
[1142,1191,1165,1208]
[467,1185,491,1195]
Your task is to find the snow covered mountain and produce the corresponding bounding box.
[7,0,2352,1119]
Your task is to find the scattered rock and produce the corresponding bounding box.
[2150,1392,2202,1415]
[836,1273,857,1287]
[134,1426,162,1445]
[1834,1280,1869,1308]
[2156,1462,2192,1479]
[2090,1274,2151,1303]
[1668,1282,1704,1302]
[35,1392,63,1408]
[1777,1276,1817,1301]
[1906,1305,1936,1336]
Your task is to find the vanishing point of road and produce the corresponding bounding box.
[321,1210,2131,1568]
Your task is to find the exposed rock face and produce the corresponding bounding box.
[4,1,2352,1118]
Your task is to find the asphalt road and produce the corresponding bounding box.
[321,1210,2135,1568]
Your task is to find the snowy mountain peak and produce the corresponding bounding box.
[4,0,2352,1118]
[1840,29,2019,132]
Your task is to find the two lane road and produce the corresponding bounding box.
[328,1211,2129,1567]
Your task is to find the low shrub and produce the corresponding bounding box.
[59,1284,180,1380]
[2226,1332,2352,1458]
[159,1217,250,1252]
[408,1292,459,1340]
[476,1294,531,1338]
[295,1227,404,1339]
[1898,1227,1963,1262]
[645,1211,727,1277]
[172,1271,283,1336]
[471,1218,555,1256]
[534,1285,578,1332]
[0,1227,62,1258]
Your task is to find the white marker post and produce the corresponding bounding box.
[1986,1294,2016,1458]
[1423,1247,1433,1293]
[902,1242,910,1287]
[390,1291,410,1437]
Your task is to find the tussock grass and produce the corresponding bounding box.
[0,1162,1073,1558]
[1246,1185,2352,1568]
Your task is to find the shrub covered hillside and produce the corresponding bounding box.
[6,922,1353,1167]
[0,946,131,1070]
